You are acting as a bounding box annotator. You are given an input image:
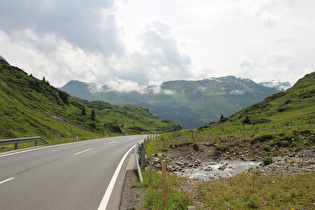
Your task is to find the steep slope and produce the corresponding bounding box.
[0,61,181,140]
[229,72,315,124]
[60,76,279,129]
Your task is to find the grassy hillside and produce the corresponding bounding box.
[0,61,181,145]
[228,72,315,125]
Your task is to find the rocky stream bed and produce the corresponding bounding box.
[120,142,314,209]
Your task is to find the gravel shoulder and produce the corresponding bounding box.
[120,171,145,210]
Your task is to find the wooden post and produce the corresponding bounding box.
[162,136,166,148]
[162,160,167,205]
[149,153,152,183]
[141,144,145,169]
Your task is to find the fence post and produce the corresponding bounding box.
[162,160,167,205]
[141,143,145,170]
[35,140,38,146]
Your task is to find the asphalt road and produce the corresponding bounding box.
[0,135,145,210]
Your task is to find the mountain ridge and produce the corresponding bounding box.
[60,76,280,129]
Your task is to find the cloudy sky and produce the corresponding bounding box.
[0,0,314,91]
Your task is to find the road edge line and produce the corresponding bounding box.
[98,144,137,210]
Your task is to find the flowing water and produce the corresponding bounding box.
[175,160,261,181]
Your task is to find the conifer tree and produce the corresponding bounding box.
[82,105,86,116]
[91,109,96,121]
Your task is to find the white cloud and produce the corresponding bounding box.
[104,78,145,93]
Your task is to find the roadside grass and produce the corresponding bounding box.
[133,169,194,209]
[198,171,315,209]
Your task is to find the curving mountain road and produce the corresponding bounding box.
[0,135,145,210]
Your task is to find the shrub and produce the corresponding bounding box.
[263,145,271,152]
[242,116,251,124]
[193,142,199,151]
[219,114,228,123]
[263,156,273,166]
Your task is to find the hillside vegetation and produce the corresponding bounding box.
[0,61,181,148]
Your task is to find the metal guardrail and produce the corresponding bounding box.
[0,137,49,150]
[134,143,143,183]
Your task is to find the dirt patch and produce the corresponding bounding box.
[120,170,145,210]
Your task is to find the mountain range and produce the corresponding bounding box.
[60,76,287,129]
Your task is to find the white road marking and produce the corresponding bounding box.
[74,148,93,156]
[108,141,118,144]
[98,144,136,210]
[0,177,15,185]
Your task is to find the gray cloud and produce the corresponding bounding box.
[0,0,124,56]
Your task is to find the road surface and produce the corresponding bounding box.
[0,135,145,210]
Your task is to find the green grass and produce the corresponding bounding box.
[198,171,314,209]
[132,169,194,209]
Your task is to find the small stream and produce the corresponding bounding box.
[175,160,261,181]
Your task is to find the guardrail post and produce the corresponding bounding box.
[134,143,143,183]
[15,143,18,150]
[35,141,38,146]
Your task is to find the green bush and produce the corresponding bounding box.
[263,156,273,166]
[193,142,199,151]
